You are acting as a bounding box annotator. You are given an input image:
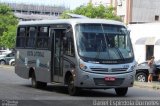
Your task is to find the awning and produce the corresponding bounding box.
[155,39,160,45]
[135,37,155,45]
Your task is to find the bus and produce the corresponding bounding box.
[15,19,136,96]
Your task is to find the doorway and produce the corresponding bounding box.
[50,28,66,82]
[146,45,154,60]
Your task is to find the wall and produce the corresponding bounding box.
[132,0,160,23]
[128,23,160,63]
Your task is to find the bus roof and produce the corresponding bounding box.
[18,19,125,26]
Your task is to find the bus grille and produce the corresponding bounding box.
[111,68,128,72]
[90,68,108,72]
[90,68,128,73]
[94,78,124,86]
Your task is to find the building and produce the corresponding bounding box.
[128,23,160,63]
[0,1,67,21]
[115,0,160,24]
[91,0,160,24]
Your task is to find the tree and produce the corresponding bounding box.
[0,4,18,48]
[60,3,121,21]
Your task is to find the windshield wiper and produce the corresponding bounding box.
[113,48,125,60]
[94,40,103,60]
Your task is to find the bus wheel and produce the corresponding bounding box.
[68,75,80,96]
[115,87,128,96]
[31,73,47,88]
[31,73,39,88]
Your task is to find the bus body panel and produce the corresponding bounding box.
[15,49,51,82]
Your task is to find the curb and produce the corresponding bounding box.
[134,81,160,90]
[0,65,14,69]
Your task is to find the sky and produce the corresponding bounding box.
[0,0,90,9]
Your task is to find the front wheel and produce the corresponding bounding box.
[115,87,128,96]
[68,75,80,96]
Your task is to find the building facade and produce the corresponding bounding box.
[0,1,67,21]
[91,0,160,24]
[116,0,160,24]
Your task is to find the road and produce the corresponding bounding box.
[0,66,160,106]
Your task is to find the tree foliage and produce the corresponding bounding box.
[0,4,18,48]
[61,3,121,21]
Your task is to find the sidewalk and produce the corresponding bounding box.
[134,81,160,90]
[0,65,14,69]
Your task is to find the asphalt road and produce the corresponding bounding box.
[0,66,160,106]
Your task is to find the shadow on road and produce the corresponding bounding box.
[24,84,119,97]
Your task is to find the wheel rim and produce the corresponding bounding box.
[137,75,146,82]
[0,61,5,65]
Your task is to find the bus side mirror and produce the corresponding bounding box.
[127,30,131,35]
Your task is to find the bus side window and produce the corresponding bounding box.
[16,27,26,47]
[26,27,36,48]
[37,27,49,49]
[63,28,75,56]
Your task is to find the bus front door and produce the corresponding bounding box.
[50,28,64,82]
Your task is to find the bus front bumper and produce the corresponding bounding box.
[75,71,135,89]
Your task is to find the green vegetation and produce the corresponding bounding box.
[61,3,121,21]
[0,4,18,48]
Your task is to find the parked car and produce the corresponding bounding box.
[9,59,15,66]
[0,50,11,55]
[0,52,15,65]
[135,61,160,82]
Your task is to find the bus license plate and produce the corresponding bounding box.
[105,77,116,81]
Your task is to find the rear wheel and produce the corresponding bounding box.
[11,61,15,66]
[31,73,47,88]
[136,72,147,82]
[68,75,80,96]
[115,87,128,96]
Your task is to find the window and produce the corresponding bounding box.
[37,27,49,49]
[16,27,26,47]
[26,27,37,48]
[155,15,159,21]
[63,28,75,56]
[6,53,15,57]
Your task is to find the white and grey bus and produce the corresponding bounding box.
[15,19,136,96]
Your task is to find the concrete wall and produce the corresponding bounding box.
[132,0,160,23]
[128,23,160,63]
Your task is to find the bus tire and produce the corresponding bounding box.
[115,87,128,96]
[68,75,80,96]
[31,73,47,88]
[31,73,40,88]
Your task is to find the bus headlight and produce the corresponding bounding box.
[79,60,88,71]
[80,63,88,70]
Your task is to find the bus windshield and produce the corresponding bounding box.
[75,24,134,63]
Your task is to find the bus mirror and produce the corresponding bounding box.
[127,30,131,35]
